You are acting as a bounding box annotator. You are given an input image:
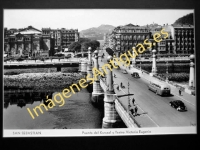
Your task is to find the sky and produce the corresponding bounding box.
[4,9,194,31]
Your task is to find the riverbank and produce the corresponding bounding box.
[4,72,84,91]
[4,67,79,75]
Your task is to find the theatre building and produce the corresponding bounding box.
[4,26,80,57]
[4,26,42,57]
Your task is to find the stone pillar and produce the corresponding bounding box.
[150,49,157,76]
[132,46,136,67]
[87,47,93,79]
[80,61,87,76]
[102,56,121,128]
[92,50,104,104]
[78,60,81,72]
[189,55,195,87]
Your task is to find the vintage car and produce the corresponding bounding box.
[121,69,128,74]
[131,72,140,78]
[169,100,187,111]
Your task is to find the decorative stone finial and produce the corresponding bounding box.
[94,50,98,55]
[107,55,113,62]
[190,54,195,60]
[152,49,156,53]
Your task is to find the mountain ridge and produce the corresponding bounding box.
[80,24,115,40]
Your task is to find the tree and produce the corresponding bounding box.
[90,40,100,51]
[79,38,91,43]
[68,42,81,53]
[106,47,114,56]
[81,40,100,52]
[81,42,91,52]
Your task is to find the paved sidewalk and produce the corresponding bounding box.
[119,64,196,106]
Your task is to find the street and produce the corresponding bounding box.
[99,49,196,127]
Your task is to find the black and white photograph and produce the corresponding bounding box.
[3,9,196,137]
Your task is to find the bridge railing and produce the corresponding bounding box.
[99,76,108,91]
[135,57,190,62]
[115,98,140,128]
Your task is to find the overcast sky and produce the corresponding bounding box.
[4,9,194,31]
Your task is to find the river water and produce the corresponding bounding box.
[4,89,104,129]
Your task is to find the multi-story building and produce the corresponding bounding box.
[60,28,79,51]
[171,24,194,54]
[111,24,151,56]
[149,24,175,55]
[4,26,42,57]
[109,23,194,57]
[4,26,80,57]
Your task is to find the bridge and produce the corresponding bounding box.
[3,58,83,71]
[78,47,196,128]
[4,47,196,128]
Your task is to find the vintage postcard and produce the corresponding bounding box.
[3,9,196,137]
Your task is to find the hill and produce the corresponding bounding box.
[174,13,194,25]
[80,24,115,40]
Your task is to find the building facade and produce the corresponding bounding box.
[4,26,42,57]
[60,28,79,50]
[171,24,194,54]
[111,24,151,56]
[109,23,194,57]
[4,26,80,57]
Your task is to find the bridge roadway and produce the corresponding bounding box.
[3,58,82,69]
[99,50,196,127]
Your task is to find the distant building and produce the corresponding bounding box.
[4,26,80,57]
[60,28,79,51]
[171,24,194,54]
[4,26,42,57]
[109,23,194,57]
[149,24,174,55]
[111,23,151,56]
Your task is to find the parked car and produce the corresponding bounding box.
[122,69,128,74]
[131,72,140,78]
[169,100,187,111]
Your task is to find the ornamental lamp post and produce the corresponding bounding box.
[166,60,169,82]
[140,54,142,70]
[128,81,130,112]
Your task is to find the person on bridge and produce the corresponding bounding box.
[134,106,138,116]
[114,74,116,78]
[130,107,135,116]
[116,85,119,91]
[120,82,125,88]
[179,89,182,96]
[132,98,135,105]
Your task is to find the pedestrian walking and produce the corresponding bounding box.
[179,89,182,96]
[120,82,123,88]
[134,106,138,116]
[116,85,119,91]
[130,107,135,116]
[131,98,135,105]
